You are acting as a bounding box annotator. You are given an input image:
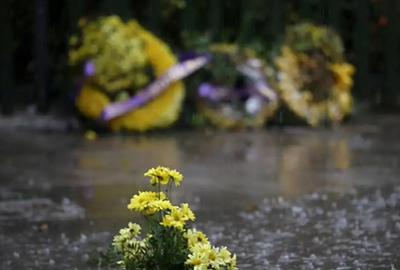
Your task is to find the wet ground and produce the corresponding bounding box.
[1,114,400,269]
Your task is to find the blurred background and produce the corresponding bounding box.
[0,0,398,121]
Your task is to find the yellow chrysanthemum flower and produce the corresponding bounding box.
[217,247,233,264]
[112,222,141,252]
[169,169,183,186]
[127,222,141,236]
[228,254,238,270]
[127,191,166,211]
[143,199,173,215]
[112,235,126,252]
[184,229,210,248]
[185,251,209,270]
[159,203,195,229]
[144,166,183,186]
[191,243,212,254]
[180,203,195,221]
[207,246,224,269]
[160,207,186,229]
[144,166,171,185]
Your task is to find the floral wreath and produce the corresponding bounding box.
[194,43,279,129]
[273,22,355,126]
[69,16,185,132]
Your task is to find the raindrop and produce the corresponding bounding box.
[278,253,290,263]
[13,252,20,259]
[305,262,315,269]
[81,253,89,262]
[62,197,71,205]
[336,217,348,229]
[28,179,35,186]
[80,234,88,244]
[314,222,324,230]
[358,248,366,255]
[292,206,303,214]
[395,222,400,231]
[43,248,50,255]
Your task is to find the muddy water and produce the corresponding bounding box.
[0,115,400,269]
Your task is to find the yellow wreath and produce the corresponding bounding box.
[274,23,355,126]
[72,18,184,132]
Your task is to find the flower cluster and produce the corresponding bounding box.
[186,39,279,129]
[273,23,355,126]
[69,16,150,92]
[107,166,237,270]
[184,229,237,270]
[71,17,185,132]
[144,166,183,186]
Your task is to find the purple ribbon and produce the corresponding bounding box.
[100,53,212,121]
[199,83,233,101]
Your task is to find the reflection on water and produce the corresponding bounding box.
[0,129,372,209]
[329,139,352,170]
[76,136,183,169]
[42,130,363,216]
[278,136,353,197]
